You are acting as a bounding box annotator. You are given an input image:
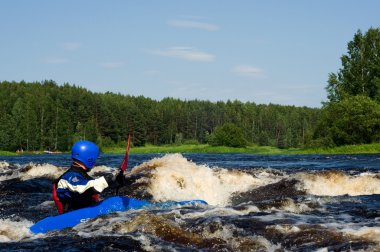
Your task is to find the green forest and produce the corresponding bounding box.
[0,80,319,151]
[0,28,379,152]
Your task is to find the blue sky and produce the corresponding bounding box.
[1,1,379,107]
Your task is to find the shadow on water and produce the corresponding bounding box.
[0,178,53,221]
[0,236,144,252]
[0,178,52,193]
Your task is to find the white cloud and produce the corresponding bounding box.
[45,57,69,65]
[61,42,81,51]
[149,47,215,62]
[232,64,264,77]
[100,62,124,69]
[168,19,220,31]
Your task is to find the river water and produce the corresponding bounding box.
[0,153,379,251]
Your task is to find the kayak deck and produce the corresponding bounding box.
[30,197,207,234]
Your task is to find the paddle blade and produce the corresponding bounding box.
[120,134,131,172]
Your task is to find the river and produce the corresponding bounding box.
[0,153,379,251]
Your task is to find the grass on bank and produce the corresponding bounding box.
[104,144,287,154]
[2,143,380,156]
[103,143,380,155]
[294,142,380,154]
[0,150,18,156]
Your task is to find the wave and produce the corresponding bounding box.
[125,154,380,207]
[0,163,114,183]
[2,155,379,208]
[296,170,380,196]
[0,218,33,242]
[0,163,63,183]
[130,154,279,206]
[0,161,10,170]
[19,163,63,181]
[343,227,380,244]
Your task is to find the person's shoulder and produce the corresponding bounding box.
[61,167,84,179]
[61,171,89,186]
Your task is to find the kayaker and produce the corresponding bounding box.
[53,140,124,214]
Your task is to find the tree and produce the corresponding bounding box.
[0,114,15,150]
[317,27,380,147]
[11,98,28,151]
[208,123,247,147]
[326,28,380,103]
[314,96,380,146]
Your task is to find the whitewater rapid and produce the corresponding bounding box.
[0,153,379,251]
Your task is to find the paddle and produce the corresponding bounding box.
[116,134,131,195]
[120,134,131,172]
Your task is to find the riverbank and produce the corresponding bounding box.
[0,151,18,156]
[104,143,380,155]
[2,143,380,156]
[104,144,286,154]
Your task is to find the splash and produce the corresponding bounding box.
[0,162,13,182]
[131,154,274,206]
[296,170,380,196]
[89,165,113,175]
[20,163,64,181]
[0,218,33,242]
[0,163,65,183]
[343,227,380,243]
[270,198,313,213]
[1,163,112,182]
[0,161,9,170]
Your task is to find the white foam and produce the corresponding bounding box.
[296,171,380,196]
[177,205,260,220]
[200,221,281,251]
[254,211,314,224]
[272,198,313,213]
[20,163,63,181]
[135,234,157,252]
[131,154,277,206]
[0,174,16,182]
[75,214,160,251]
[31,200,55,211]
[89,165,113,175]
[315,248,328,252]
[17,163,112,181]
[342,226,380,243]
[0,161,9,170]
[272,224,301,234]
[251,236,282,251]
[0,161,12,182]
[0,218,33,242]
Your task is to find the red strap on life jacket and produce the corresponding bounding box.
[91,194,99,202]
[52,183,64,214]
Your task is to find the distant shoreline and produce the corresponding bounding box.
[105,143,380,155]
[1,143,380,156]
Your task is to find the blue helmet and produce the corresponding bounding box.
[71,141,100,169]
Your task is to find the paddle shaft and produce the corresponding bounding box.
[116,134,130,195]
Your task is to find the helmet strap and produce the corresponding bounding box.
[73,161,87,171]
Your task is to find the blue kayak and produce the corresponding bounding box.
[30,197,207,234]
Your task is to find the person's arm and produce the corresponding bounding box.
[104,170,125,189]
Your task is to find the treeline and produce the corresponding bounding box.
[0,80,319,151]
